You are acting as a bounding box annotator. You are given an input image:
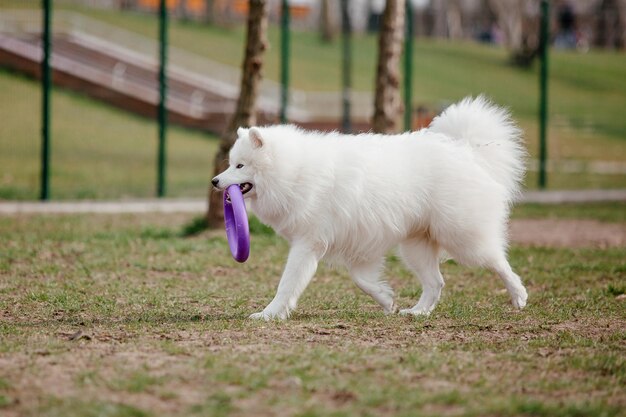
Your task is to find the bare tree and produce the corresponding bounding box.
[620,0,626,47]
[204,0,215,24]
[597,0,626,48]
[207,0,269,227]
[319,0,338,42]
[488,0,540,66]
[446,0,464,39]
[372,0,406,134]
[176,0,189,21]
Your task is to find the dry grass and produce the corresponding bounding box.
[0,208,624,417]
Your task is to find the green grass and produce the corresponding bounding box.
[512,202,626,223]
[0,70,218,200]
[0,209,624,417]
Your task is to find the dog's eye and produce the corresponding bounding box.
[236,164,244,169]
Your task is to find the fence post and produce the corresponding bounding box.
[280,0,290,124]
[157,0,168,197]
[538,0,549,189]
[40,0,52,201]
[403,0,413,132]
[340,0,352,133]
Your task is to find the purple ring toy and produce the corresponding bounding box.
[223,184,250,263]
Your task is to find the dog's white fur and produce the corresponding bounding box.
[213,96,528,320]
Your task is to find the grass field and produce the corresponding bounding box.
[0,204,624,417]
[0,70,218,200]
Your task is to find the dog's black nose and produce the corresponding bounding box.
[211,178,219,187]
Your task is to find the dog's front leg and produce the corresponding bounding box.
[250,241,321,320]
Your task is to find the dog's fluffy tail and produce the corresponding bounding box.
[428,96,526,203]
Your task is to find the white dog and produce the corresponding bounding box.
[212,96,528,320]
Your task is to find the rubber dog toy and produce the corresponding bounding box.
[223,184,250,263]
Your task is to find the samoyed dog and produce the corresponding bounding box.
[212,96,528,320]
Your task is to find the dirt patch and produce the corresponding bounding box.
[1,316,622,416]
[510,219,626,248]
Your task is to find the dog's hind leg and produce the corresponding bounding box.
[349,260,396,314]
[488,255,528,309]
[249,240,322,320]
[398,239,445,316]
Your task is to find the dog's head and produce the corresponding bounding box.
[211,127,267,199]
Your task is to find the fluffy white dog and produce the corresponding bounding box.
[212,96,528,320]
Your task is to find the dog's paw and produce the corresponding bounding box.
[511,286,528,309]
[398,307,431,317]
[249,311,270,321]
[384,300,398,315]
[248,309,288,321]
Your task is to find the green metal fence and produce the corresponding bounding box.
[37,0,170,200]
[157,0,168,198]
[40,0,52,200]
[2,0,571,198]
[279,0,289,124]
[538,0,550,189]
[1,0,625,201]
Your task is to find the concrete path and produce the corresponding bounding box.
[521,189,626,204]
[0,199,206,215]
[1,189,625,215]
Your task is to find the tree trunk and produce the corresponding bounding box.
[177,0,189,21]
[619,0,626,48]
[446,0,464,39]
[319,0,338,43]
[598,0,626,48]
[489,0,522,50]
[488,0,540,67]
[372,0,405,134]
[204,0,215,24]
[206,0,269,227]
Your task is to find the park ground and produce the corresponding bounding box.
[0,202,625,417]
[0,3,624,416]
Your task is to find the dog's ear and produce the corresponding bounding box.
[237,127,249,138]
[249,127,264,149]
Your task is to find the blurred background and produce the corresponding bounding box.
[0,0,625,200]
